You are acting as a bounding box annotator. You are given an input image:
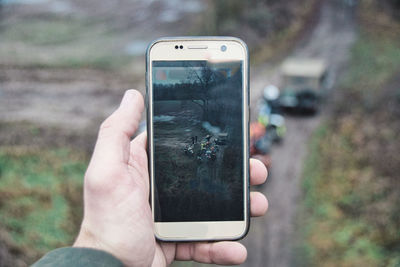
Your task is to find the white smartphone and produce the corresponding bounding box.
[146,37,249,241]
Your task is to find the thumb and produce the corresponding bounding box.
[91,89,144,167]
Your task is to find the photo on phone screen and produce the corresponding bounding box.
[152,60,244,222]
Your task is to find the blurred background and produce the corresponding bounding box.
[0,0,399,266]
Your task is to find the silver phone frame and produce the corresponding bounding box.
[146,36,250,242]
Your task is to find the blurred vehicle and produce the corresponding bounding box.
[250,121,272,169]
[279,58,327,114]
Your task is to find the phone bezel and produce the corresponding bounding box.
[146,37,250,242]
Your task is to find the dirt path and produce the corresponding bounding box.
[242,1,357,266]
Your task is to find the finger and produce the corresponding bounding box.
[175,241,247,265]
[129,131,148,172]
[92,90,144,166]
[128,132,149,192]
[250,191,268,217]
[250,158,268,186]
[130,131,147,151]
[158,242,176,266]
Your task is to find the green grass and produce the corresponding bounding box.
[0,146,87,262]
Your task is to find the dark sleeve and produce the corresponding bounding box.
[31,247,124,267]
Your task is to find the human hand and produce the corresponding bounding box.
[73,89,269,266]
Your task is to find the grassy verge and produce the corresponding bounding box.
[297,4,400,267]
[0,145,88,264]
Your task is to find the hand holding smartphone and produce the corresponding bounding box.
[146,37,249,241]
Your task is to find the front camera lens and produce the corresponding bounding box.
[221,45,227,52]
[180,45,183,49]
[175,45,179,49]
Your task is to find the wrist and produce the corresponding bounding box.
[73,224,138,267]
[73,224,102,250]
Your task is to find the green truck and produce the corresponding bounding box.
[278,58,328,114]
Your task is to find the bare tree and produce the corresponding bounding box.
[186,62,218,121]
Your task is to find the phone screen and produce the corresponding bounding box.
[152,60,244,222]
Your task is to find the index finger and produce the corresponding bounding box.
[250,158,268,186]
[174,241,247,265]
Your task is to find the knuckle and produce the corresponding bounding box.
[98,116,119,140]
[85,167,124,193]
[84,169,104,193]
[99,113,136,138]
[99,116,115,132]
[85,175,103,194]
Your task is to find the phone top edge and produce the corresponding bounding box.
[146,36,248,56]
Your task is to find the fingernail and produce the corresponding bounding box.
[120,90,135,108]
